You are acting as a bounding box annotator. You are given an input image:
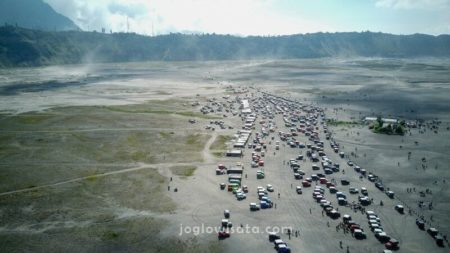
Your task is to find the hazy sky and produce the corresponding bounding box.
[44,0,450,36]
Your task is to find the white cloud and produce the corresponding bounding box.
[374,0,450,10]
[44,0,332,36]
[373,0,450,35]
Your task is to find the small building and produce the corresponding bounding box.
[364,117,377,122]
[383,118,398,124]
[364,117,398,124]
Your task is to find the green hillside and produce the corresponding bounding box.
[1,26,449,67]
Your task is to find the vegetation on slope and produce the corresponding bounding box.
[0,0,79,32]
[326,119,361,127]
[1,26,450,67]
[370,117,406,135]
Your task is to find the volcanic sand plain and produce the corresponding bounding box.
[0,59,449,253]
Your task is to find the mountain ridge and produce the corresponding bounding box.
[0,26,449,67]
[0,0,79,32]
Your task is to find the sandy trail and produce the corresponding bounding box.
[203,132,218,164]
[0,127,198,133]
[0,134,220,197]
[0,163,213,197]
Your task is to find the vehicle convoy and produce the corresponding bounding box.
[206,92,444,253]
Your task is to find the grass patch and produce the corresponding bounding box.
[212,151,224,158]
[176,111,221,119]
[130,151,147,161]
[0,101,210,193]
[326,119,360,127]
[170,165,197,178]
[107,107,171,114]
[186,133,204,146]
[370,118,405,135]
[106,99,220,119]
[127,134,138,144]
[210,135,232,150]
[103,230,119,240]
[107,107,220,119]
[86,175,98,182]
[15,114,52,124]
[154,90,172,95]
[210,135,231,158]
[81,168,176,213]
[159,131,174,138]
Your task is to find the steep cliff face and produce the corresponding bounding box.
[0,0,79,31]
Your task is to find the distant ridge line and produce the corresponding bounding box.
[0,26,449,67]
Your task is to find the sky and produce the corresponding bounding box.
[44,0,450,36]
